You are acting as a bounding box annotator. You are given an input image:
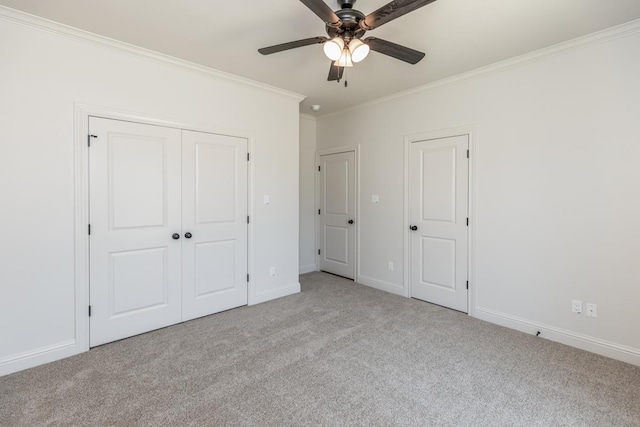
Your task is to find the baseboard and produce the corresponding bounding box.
[475,307,640,367]
[357,275,406,297]
[251,282,301,305]
[299,264,317,274]
[0,340,78,377]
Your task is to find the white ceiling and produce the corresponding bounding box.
[2,0,640,114]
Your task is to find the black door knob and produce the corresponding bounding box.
[348,219,354,224]
[410,225,418,231]
[172,233,180,240]
[185,232,192,239]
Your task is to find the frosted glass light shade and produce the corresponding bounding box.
[336,48,353,67]
[323,37,345,61]
[349,38,370,63]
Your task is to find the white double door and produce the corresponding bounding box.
[409,135,469,312]
[318,151,356,279]
[89,117,248,347]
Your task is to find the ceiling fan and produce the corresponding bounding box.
[258,0,437,86]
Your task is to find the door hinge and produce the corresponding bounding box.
[247,153,250,161]
[318,165,321,172]
[318,249,321,255]
[88,305,92,316]
[466,218,469,226]
[247,274,250,282]
[466,281,469,290]
[318,209,321,215]
[247,216,250,224]
[88,134,97,147]
[467,149,469,159]
[88,224,91,235]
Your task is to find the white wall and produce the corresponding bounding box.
[316,23,640,365]
[299,115,317,274]
[0,10,302,375]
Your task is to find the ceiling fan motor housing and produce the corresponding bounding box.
[327,3,366,39]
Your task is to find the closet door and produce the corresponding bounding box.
[181,130,248,321]
[89,117,182,347]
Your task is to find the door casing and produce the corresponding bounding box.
[74,103,255,354]
[404,126,476,316]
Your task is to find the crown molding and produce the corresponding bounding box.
[0,5,305,102]
[299,113,317,121]
[320,17,640,119]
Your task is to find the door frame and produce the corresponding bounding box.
[74,103,255,353]
[315,145,360,279]
[403,125,477,316]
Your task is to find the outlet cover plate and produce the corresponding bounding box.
[572,300,582,314]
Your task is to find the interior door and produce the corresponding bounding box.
[89,117,182,347]
[409,135,469,312]
[181,130,248,321]
[319,151,356,279]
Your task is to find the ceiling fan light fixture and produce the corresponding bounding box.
[323,37,344,61]
[336,48,354,67]
[348,38,370,63]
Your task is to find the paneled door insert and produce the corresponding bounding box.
[409,135,469,312]
[318,151,356,279]
[89,117,248,346]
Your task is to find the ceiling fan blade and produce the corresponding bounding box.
[364,37,425,64]
[360,0,437,31]
[258,37,327,55]
[300,0,342,27]
[328,62,344,81]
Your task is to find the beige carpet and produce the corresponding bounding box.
[1,272,639,426]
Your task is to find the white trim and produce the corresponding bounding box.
[403,126,477,313]
[357,275,405,297]
[247,136,257,306]
[315,145,360,281]
[0,340,77,376]
[74,102,255,355]
[0,5,305,102]
[299,264,318,274]
[475,307,640,367]
[299,113,317,121]
[320,18,640,118]
[251,283,301,305]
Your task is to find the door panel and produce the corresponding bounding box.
[195,240,236,296]
[319,151,356,279]
[420,237,456,290]
[89,117,182,347]
[195,143,237,223]
[410,135,468,312]
[181,130,248,322]
[325,226,349,264]
[420,147,456,223]
[109,247,168,316]
[325,160,349,215]
[110,137,166,228]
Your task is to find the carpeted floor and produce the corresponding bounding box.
[1,272,639,426]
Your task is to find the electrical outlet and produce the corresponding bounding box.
[388,262,394,271]
[371,194,379,203]
[269,267,276,277]
[572,300,582,314]
[586,303,597,317]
